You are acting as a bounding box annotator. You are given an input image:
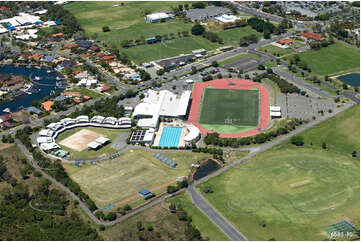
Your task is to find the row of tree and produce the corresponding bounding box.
[204,118,305,148]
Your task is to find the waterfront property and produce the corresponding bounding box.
[0,64,64,115]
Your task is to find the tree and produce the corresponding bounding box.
[291,136,304,146]
[172,85,176,90]
[106,212,116,221]
[191,24,205,35]
[139,93,145,100]
[102,26,110,32]
[136,221,143,231]
[211,61,219,67]
[322,142,327,149]
[352,151,357,157]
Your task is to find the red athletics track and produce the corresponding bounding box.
[187,78,269,138]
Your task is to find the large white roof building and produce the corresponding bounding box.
[133,90,191,128]
[145,12,174,23]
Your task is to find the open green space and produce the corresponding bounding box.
[167,193,230,241]
[100,195,205,240]
[65,1,189,41]
[121,36,220,64]
[258,44,295,57]
[63,149,212,208]
[293,42,360,76]
[199,87,259,127]
[218,53,261,67]
[68,88,103,99]
[198,105,360,240]
[217,26,263,46]
[56,127,128,159]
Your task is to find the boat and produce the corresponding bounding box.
[35,66,41,69]
[47,70,51,73]
[56,76,61,80]
[26,65,31,68]
[3,108,10,113]
[35,76,40,81]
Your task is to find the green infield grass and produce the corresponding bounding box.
[167,193,230,241]
[198,105,360,240]
[295,42,360,76]
[198,87,259,128]
[63,149,212,208]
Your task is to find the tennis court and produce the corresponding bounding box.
[158,126,183,148]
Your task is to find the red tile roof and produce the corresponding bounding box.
[276,39,293,45]
[102,55,115,60]
[101,85,111,92]
[41,101,54,111]
[301,32,326,41]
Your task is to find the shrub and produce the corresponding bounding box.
[102,26,110,32]
[291,136,304,146]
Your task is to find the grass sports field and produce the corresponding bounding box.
[56,127,128,159]
[122,36,219,64]
[217,26,263,46]
[65,2,221,64]
[63,149,212,208]
[198,105,360,240]
[198,87,259,133]
[287,41,360,76]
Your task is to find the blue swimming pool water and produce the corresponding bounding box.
[158,126,182,148]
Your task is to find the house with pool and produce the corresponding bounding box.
[131,89,200,148]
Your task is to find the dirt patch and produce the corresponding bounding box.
[59,129,104,151]
[0,142,14,151]
[289,179,312,188]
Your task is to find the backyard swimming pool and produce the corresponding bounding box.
[158,126,182,148]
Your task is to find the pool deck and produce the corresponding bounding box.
[153,122,186,147]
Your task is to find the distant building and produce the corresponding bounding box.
[145,12,174,23]
[301,31,326,41]
[276,39,293,45]
[215,14,240,23]
[133,89,191,129]
[41,101,54,112]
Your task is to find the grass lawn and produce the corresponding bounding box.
[63,149,212,208]
[218,53,261,67]
[265,60,278,69]
[199,123,256,134]
[199,87,259,127]
[68,88,103,99]
[65,1,189,41]
[56,127,128,159]
[258,44,294,57]
[296,42,360,76]
[217,26,263,46]
[198,105,360,240]
[99,198,195,240]
[167,193,230,241]
[122,36,220,64]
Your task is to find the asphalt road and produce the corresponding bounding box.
[188,186,248,241]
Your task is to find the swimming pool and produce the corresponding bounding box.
[158,126,182,147]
